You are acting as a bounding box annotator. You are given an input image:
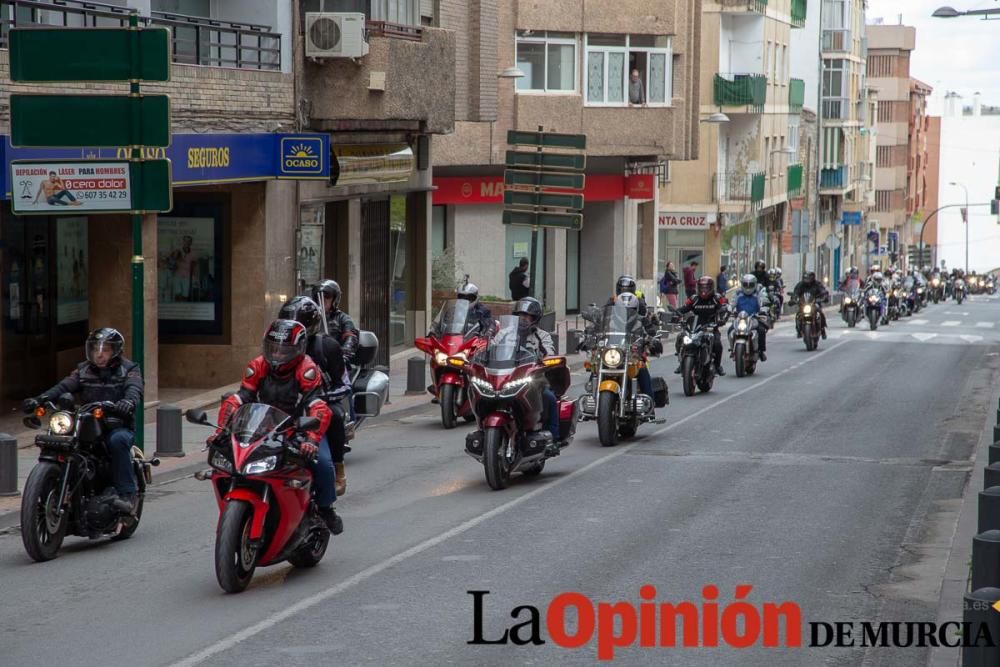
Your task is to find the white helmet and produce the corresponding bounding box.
[457,282,479,305]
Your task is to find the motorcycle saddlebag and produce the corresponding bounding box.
[558,399,579,442]
[652,376,669,408]
[352,368,389,417]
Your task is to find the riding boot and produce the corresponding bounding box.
[335,462,347,496]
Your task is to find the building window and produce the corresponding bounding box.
[302,0,420,27]
[516,31,577,92]
[585,34,672,106]
[431,205,448,258]
[875,190,891,212]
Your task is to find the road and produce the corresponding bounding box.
[1,295,998,666]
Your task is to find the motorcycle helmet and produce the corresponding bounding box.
[615,292,640,310]
[311,279,342,312]
[804,271,816,285]
[741,274,758,296]
[512,297,543,335]
[767,268,779,281]
[775,267,783,276]
[457,282,479,305]
[696,276,716,299]
[615,274,637,296]
[262,319,308,375]
[86,327,125,367]
[278,296,323,337]
[755,261,766,273]
[872,271,884,287]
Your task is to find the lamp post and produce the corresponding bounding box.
[918,201,990,273]
[933,6,1000,19]
[949,181,970,273]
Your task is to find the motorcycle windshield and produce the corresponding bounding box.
[474,315,536,371]
[600,304,640,346]
[844,279,862,292]
[903,277,915,290]
[227,404,290,444]
[432,299,476,336]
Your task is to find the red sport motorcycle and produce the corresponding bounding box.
[414,299,491,429]
[187,404,330,594]
[462,316,579,490]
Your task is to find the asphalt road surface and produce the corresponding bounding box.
[2,294,998,666]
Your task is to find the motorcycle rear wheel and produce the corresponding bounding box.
[617,419,638,439]
[21,462,68,562]
[597,392,619,447]
[287,522,331,568]
[110,494,144,542]
[216,500,258,593]
[483,428,512,490]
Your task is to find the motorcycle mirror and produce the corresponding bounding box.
[298,416,320,432]
[23,416,41,429]
[186,409,211,426]
[57,393,75,410]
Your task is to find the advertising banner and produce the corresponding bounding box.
[11,161,129,213]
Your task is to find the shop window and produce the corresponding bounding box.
[431,205,447,258]
[505,226,546,305]
[157,200,225,338]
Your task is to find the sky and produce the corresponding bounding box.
[866,0,1000,112]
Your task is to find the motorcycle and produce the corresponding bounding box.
[841,287,862,328]
[187,404,330,593]
[673,308,727,396]
[954,279,966,304]
[793,293,823,351]
[339,331,389,445]
[728,308,767,377]
[986,277,997,295]
[864,287,883,331]
[577,304,667,447]
[414,299,489,429]
[20,396,158,562]
[462,316,578,490]
[929,275,944,304]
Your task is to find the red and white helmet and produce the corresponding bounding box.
[262,319,307,375]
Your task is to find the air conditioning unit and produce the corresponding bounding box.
[305,12,369,59]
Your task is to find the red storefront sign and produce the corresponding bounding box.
[433,175,628,205]
[625,174,655,200]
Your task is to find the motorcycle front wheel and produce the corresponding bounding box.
[216,500,258,593]
[803,323,816,351]
[597,392,619,447]
[483,428,512,490]
[847,310,856,328]
[681,356,696,397]
[21,462,68,562]
[440,384,458,430]
[734,342,747,378]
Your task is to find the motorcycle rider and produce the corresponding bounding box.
[311,279,360,368]
[512,297,560,447]
[730,274,769,362]
[791,271,831,338]
[218,319,342,535]
[279,296,350,497]
[456,281,497,338]
[864,270,888,321]
[674,276,728,376]
[752,261,772,291]
[840,266,862,292]
[23,328,142,514]
[614,292,657,413]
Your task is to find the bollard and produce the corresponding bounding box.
[0,433,18,496]
[990,442,1000,466]
[406,356,426,395]
[567,329,582,353]
[963,588,1000,666]
[154,405,185,458]
[986,463,1000,490]
[973,531,1000,590]
[979,486,1000,533]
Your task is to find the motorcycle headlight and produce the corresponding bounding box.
[48,411,74,435]
[843,297,852,304]
[737,320,748,332]
[932,279,940,286]
[803,305,813,314]
[682,335,693,345]
[470,376,495,396]
[499,377,534,397]
[868,295,879,303]
[210,450,233,473]
[602,348,624,368]
[434,351,448,365]
[917,288,924,294]
[243,455,278,476]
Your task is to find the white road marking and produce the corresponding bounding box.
[941,321,961,327]
[170,342,850,667]
[912,333,937,342]
[976,322,995,328]
[960,335,984,344]
[908,319,929,325]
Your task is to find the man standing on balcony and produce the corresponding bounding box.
[629,70,646,106]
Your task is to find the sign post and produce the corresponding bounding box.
[503,127,586,302]
[9,17,172,450]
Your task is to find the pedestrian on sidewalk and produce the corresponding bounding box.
[509,258,530,300]
[659,260,680,308]
[682,260,699,299]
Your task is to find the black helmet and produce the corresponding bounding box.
[262,319,308,375]
[696,276,715,299]
[513,297,542,322]
[615,274,637,296]
[755,261,766,272]
[312,279,342,311]
[804,271,816,284]
[278,296,322,337]
[86,327,124,367]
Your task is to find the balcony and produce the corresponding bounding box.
[720,0,768,13]
[822,29,851,53]
[820,166,848,190]
[822,97,850,121]
[714,73,767,112]
[0,0,281,70]
[787,164,804,197]
[713,172,752,203]
[789,79,805,113]
[304,24,456,135]
[791,0,807,28]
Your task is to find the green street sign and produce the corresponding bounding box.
[502,209,582,230]
[507,130,587,150]
[505,170,585,190]
[11,94,171,148]
[505,150,586,171]
[504,190,584,210]
[9,159,172,215]
[9,27,170,82]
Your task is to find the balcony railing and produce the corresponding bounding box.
[0,0,281,70]
[820,166,848,189]
[822,29,850,53]
[791,0,807,27]
[714,73,767,111]
[787,164,804,197]
[366,20,422,41]
[822,97,850,120]
[720,0,768,12]
[789,78,805,113]
[714,172,751,202]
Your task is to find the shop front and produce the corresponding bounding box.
[656,210,723,296]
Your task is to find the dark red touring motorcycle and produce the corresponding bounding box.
[461,316,579,490]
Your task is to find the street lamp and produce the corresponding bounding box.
[933,5,1000,19]
[702,111,730,123]
[949,181,970,273]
